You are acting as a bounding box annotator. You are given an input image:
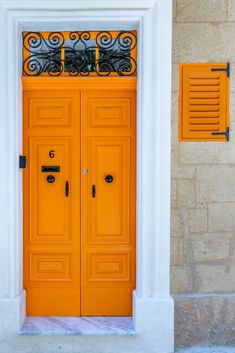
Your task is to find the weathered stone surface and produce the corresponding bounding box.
[188,209,207,233]
[171,91,179,122]
[208,203,235,232]
[196,265,235,292]
[196,166,235,203]
[171,266,193,293]
[228,0,235,21]
[229,91,235,121]
[173,23,235,63]
[180,123,235,164]
[172,63,180,91]
[177,179,195,208]
[171,149,195,179]
[174,295,234,347]
[172,121,179,149]
[171,208,184,238]
[171,238,185,265]
[191,233,232,261]
[177,0,227,22]
[171,178,177,208]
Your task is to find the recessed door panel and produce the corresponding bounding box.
[88,137,130,243]
[28,93,73,128]
[30,138,71,243]
[88,97,131,128]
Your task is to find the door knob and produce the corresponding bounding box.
[47,175,55,183]
[105,175,113,183]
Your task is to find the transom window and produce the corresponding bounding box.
[22,31,137,77]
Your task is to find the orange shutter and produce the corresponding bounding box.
[179,63,230,141]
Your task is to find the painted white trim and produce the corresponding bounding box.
[0,1,174,352]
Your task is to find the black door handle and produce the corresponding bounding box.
[92,185,96,198]
[65,181,69,197]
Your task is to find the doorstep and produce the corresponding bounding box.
[18,316,136,336]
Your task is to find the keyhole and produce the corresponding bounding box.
[47,175,55,183]
[105,175,113,183]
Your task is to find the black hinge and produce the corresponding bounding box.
[212,127,230,141]
[19,155,27,168]
[211,63,230,77]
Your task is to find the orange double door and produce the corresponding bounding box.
[22,77,136,316]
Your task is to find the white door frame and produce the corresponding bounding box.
[0,1,174,352]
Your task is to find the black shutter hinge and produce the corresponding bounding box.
[19,155,27,168]
[212,127,230,141]
[211,63,230,78]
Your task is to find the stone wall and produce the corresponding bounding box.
[171,0,235,347]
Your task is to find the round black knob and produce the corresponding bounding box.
[47,175,55,183]
[105,175,113,183]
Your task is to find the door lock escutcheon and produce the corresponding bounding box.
[105,175,113,183]
[47,175,55,183]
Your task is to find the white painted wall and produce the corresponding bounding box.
[0,1,174,352]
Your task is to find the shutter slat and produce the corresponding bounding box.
[190,118,220,124]
[189,125,220,131]
[190,79,220,86]
[189,112,220,118]
[190,86,220,92]
[179,63,229,141]
[190,99,220,105]
[190,92,220,98]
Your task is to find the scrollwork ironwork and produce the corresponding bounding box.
[22,31,137,77]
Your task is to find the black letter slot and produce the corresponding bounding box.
[41,166,60,173]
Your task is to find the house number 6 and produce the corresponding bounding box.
[49,150,55,158]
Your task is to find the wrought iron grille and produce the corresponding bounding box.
[22,31,137,77]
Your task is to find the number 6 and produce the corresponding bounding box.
[49,150,55,158]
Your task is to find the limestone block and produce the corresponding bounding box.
[196,165,235,203]
[174,297,207,347]
[171,149,195,179]
[196,264,235,292]
[171,91,178,122]
[230,62,235,92]
[174,295,229,347]
[172,120,179,149]
[173,23,235,63]
[177,0,227,22]
[208,203,235,231]
[171,63,179,91]
[177,179,195,207]
[171,237,185,265]
[191,232,232,261]
[171,178,177,208]
[229,92,235,122]
[180,123,235,164]
[173,0,177,22]
[188,208,207,233]
[171,208,184,238]
[171,265,193,293]
[228,0,235,20]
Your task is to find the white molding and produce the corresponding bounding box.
[0,1,174,352]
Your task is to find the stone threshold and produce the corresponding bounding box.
[18,316,136,336]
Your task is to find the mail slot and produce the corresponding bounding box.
[41,166,60,172]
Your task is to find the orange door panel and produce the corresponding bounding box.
[81,87,136,316]
[23,85,81,316]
